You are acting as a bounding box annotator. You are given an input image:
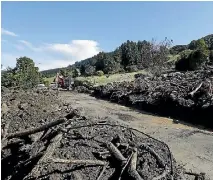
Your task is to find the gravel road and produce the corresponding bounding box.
[59,92,213,179]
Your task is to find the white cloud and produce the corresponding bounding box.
[18,39,101,61]
[45,40,101,60]
[2,39,101,71]
[18,40,41,51]
[1,28,18,37]
[38,59,72,71]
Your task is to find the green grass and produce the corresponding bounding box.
[167,54,180,63]
[43,77,55,84]
[75,70,148,86]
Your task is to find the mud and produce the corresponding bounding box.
[1,89,206,180]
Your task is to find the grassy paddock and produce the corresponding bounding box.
[75,70,147,86]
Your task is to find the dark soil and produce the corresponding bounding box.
[1,89,207,180]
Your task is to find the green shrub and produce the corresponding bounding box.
[179,50,192,59]
[96,70,104,76]
[125,65,138,72]
[74,79,93,88]
[175,49,209,71]
[43,80,50,87]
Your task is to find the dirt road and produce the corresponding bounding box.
[59,92,213,178]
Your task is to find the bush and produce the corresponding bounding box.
[175,49,209,71]
[125,65,138,72]
[170,45,188,55]
[74,79,93,88]
[43,80,50,87]
[96,70,104,76]
[179,50,192,59]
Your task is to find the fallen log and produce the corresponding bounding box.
[7,119,65,139]
[24,133,62,180]
[106,142,127,166]
[127,148,143,180]
[118,151,134,180]
[96,163,108,180]
[49,157,106,166]
[189,82,203,97]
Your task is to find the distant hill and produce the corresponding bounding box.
[41,34,213,77]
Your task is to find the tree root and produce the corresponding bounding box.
[7,119,65,139]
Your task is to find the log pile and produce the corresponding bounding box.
[1,89,209,180]
[93,69,213,128]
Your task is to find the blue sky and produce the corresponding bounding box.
[1,1,213,70]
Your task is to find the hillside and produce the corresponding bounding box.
[41,34,213,78]
[170,34,213,54]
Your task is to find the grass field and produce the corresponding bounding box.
[75,70,148,86]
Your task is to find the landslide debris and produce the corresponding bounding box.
[1,89,208,180]
[93,69,213,129]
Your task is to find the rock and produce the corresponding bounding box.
[18,103,28,110]
[1,103,9,115]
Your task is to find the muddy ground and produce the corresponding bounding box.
[59,91,213,178]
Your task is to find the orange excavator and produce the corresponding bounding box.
[54,72,74,90]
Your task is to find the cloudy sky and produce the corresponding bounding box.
[1,2,213,71]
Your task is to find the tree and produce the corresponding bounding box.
[15,57,41,88]
[85,66,96,76]
[73,68,81,78]
[60,68,67,76]
[196,39,208,50]
[1,56,42,89]
[175,49,209,71]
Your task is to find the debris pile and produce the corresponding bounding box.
[1,90,208,180]
[93,69,213,128]
[75,86,93,94]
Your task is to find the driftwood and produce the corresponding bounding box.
[118,151,134,180]
[24,133,62,179]
[96,163,109,180]
[2,120,11,138]
[189,83,203,97]
[7,119,65,139]
[127,148,143,180]
[49,157,106,166]
[106,142,127,166]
